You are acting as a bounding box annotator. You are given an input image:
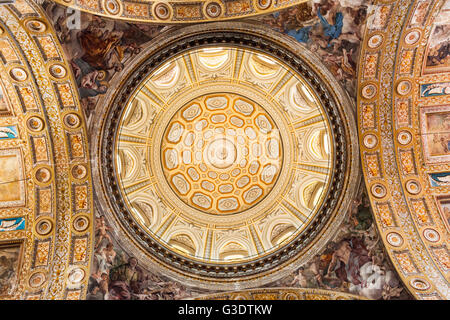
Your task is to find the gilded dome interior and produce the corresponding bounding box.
[0,0,447,301]
[98,28,358,288]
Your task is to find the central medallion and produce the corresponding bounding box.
[161,93,283,215]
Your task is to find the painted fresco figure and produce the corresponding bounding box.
[259,0,364,97]
[77,19,124,72]
[0,255,16,295]
[43,1,72,44]
[426,25,450,67]
[86,283,104,300]
[71,58,108,99]
[443,206,450,226]
[94,215,113,248]
[108,257,142,300]
[351,197,372,231]
[0,256,14,280]
[353,262,400,300]
[290,267,309,287]
[94,243,116,275]
[436,41,450,63]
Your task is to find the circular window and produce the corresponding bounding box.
[97,24,358,287]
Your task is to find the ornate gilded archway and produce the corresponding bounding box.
[357,0,450,299]
[0,0,94,299]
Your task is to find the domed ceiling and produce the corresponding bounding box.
[0,0,447,300]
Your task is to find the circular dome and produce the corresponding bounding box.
[97,23,359,288]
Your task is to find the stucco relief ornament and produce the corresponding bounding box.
[154,3,171,20]
[371,183,387,198]
[396,80,412,96]
[103,0,122,15]
[25,19,47,33]
[257,0,272,10]
[29,272,47,289]
[63,113,81,129]
[205,2,222,18]
[9,67,28,82]
[367,34,384,49]
[410,278,431,291]
[397,130,412,145]
[404,29,421,45]
[35,167,52,184]
[405,179,421,195]
[73,215,90,232]
[27,116,45,132]
[161,93,283,214]
[35,218,53,236]
[49,64,67,79]
[71,164,88,180]
[361,83,377,99]
[68,268,86,285]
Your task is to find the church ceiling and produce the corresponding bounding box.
[0,0,447,301]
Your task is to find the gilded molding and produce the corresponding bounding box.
[358,0,450,299]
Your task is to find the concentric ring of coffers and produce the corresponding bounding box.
[98,25,358,284]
